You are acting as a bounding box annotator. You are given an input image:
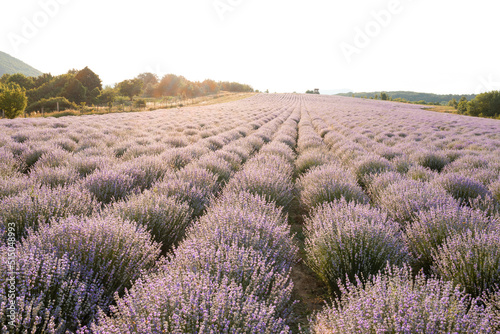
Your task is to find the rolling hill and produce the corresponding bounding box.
[337,91,476,104]
[0,51,43,77]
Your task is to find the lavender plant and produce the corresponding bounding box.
[297,164,369,211]
[22,215,161,301]
[0,245,107,333]
[434,172,492,204]
[405,203,494,274]
[304,200,407,295]
[433,229,500,297]
[0,184,98,240]
[105,190,192,253]
[92,269,292,334]
[310,265,493,333]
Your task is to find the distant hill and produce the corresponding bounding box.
[0,51,43,77]
[337,91,476,104]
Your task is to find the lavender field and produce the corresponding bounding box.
[1,93,500,333]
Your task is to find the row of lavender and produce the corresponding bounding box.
[92,102,302,332]
[294,95,500,332]
[0,95,301,332]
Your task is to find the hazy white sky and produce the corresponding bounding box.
[1,0,499,94]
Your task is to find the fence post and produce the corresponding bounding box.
[57,102,59,112]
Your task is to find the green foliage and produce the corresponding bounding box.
[339,91,476,104]
[467,91,500,118]
[74,66,102,93]
[134,98,146,108]
[63,77,87,104]
[0,82,28,118]
[117,78,143,100]
[380,92,389,100]
[457,96,468,113]
[448,98,458,109]
[26,96,78,113]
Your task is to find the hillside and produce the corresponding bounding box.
[337,91,476,104]
[0,51,43,77]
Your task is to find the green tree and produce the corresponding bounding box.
[380,92,389,100]
[2,73,35,90]
[468,91,500,118]
[117,79,143,101]
[0,83,28,119]
[98,87,116,105]
[448,98,458,109]
[62,77,87,104]
[457,96,468,114]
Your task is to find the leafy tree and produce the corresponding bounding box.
[380,92,389,100]
[0,83,28,119]
[75,67,102,91]
[117,79,143,101]
[1,73,35,90]
[467,91,500,118]
[25,97,78,113]
[98,87,116,105]
[62,77,87,104]
[457,96,468,114]
[136,72,159,87]
[448,98,458,109]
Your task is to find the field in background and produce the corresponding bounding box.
[1,94,499,332]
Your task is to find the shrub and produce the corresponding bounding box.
[365,171,404,203]
[29,165,79,188]
[106,190,192,253]
[405,204,494,274]
[0,175,33,199]
[92,269,292,334]
[354,155,393,188]
[295,148,333,175]
[154,167,219,217]
[0,184,98,240]
[406,164,437,182]
[225,167,295,210]
[71,155,113,177]
[259,142,296,164]
[83,168,138,204]
[170,238,295,320]
[434,172,492,204]
[310,266,492,333]
[0,246,106,333]
[491,179,500,203]
[375,179,456,224]
[0,147,20,177]
[304,200,406,295]
[193,153,233,184]
[433,229,500,298]
[25,96,78,113]
[183,190,297,274]
[413,151,450,172]
[297,164,369,211]
[22,215,161,301]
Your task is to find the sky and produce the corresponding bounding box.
[1,0,499,95]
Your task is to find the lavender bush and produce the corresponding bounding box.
[0,246,107,333]
[434,172,492,204]
[225,167,295,210]
[354,155,393,188]
[375,179,457,224]
[92,269,292,334]
[83,169,138,204]
[154,166,219,217]
[22,215,161,301]
[405,203,495,274]
[433,229,500,297]
[298,164,369,211]
[304,200,407,295]
[310,265,493,333]
[0,184,98,240]
[413,150,450,172]
[105,190,192,253]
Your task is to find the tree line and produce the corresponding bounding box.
[0,68,254,119]
[447,92,500,118]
